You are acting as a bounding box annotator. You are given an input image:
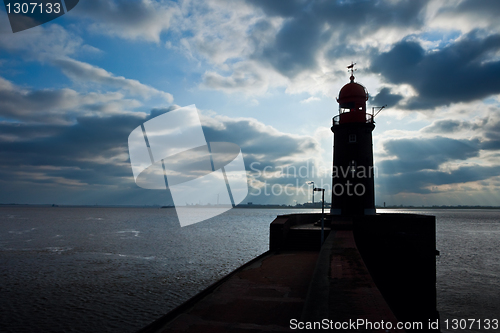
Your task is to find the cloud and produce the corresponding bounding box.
[370,87,404,108]
[432,0,500,33]
[376,134,500,195]
[0,23,168,109]
[0,115,144,184]
[54,58,173,102]
[300,96,321,104]
[248,0,429,35]
[420,112,500,149]
[478,117,500,150]
[0,104,321,204]
[380,136,481,174]
[422,119,483,134]
[73,0,177,43]
[257,13,324,78]
[199,113,321,166]
[173,0,500,110]
[201,62,267,93]
[370,31,500,109]
[246,0,303,18]
[0,24,94,61]
[380,165,500,195]
[178,0,431,96]
[246,0,430,77]
[451,0,500,18]
[0,24,174,108]
[0,76,144,124]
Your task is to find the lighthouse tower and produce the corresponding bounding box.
[331,64,376,216]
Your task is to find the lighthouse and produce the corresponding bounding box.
[331,64,376,216]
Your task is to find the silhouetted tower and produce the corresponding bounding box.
[331,64,376,215]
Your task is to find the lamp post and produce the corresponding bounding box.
[314,187,326,245]
[307,181,315,205]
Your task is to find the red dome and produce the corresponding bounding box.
[338,81,368,103]
[334,71,371,124]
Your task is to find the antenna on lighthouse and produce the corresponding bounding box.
[372,105,387,118]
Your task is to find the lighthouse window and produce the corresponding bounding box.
[349,134,356,142]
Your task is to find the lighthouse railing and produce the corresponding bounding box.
[332,113,374,125]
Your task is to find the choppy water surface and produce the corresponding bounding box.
[0,207,308,332]
[0,207,499,332]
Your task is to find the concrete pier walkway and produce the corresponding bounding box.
[303,229,404,332]
[149,251,318,332]
[138,223,406,332]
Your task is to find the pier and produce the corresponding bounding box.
[137,212,438,332]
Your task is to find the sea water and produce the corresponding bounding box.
[0,207,498,333]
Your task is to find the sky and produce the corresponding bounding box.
[1,0,500,207]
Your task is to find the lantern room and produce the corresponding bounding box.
[335,71,370,124]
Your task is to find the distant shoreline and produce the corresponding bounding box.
[1,203,500,210]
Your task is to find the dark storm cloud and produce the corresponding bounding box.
[370,31,500,109]
[248,0,303,17]
[380,136,480,174]
[440,0,500,21]
[248,0,428,29]
[257,13,325,77]
[478,118,500,150]
[0,81,79,123]
[247,0,429,77]
[480,140,500,151]
[482,119,500,140]
[201,116,320,169]
[422,118,488,134]
[0,122,64,141]
[0,114,146,185]
[0,87,175,191]
[311,0,428,31]
[377,136,498,194]
[380,165,500,195]
[421,116,500,150]
[370,87,403,108]
[423,120,466,133]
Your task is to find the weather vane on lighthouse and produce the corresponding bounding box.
[347,62,357,82]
